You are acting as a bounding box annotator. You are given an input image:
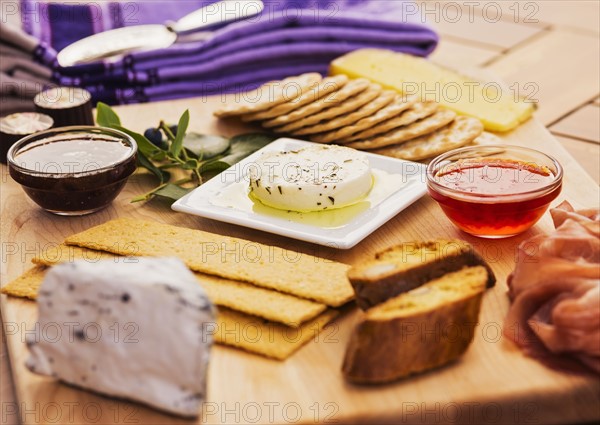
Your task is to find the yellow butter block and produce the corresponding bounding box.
[330,49,535,132]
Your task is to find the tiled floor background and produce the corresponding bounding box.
[1,2,599,424]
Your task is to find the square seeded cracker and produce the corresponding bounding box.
[1,266,47,300]
[215,308,339,360]
[63,219,354,307]
[31,245,327,327]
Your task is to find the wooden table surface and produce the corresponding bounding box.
[2,96,600,425]
[1,1,599,424]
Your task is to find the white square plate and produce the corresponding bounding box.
[172,138,427,249]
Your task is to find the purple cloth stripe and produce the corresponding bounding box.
[130,7,436,64]
[145,64,330,97]
[132,25,436,72]
[157,41,427,80]
[115,63,331,103]
[48,3,97,51]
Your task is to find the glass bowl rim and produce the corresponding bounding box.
[426,144,564,201]
[6,125,137,177]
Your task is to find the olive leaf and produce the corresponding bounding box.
[136,152,170,183]
[95,103,159,158]
[95,103,168,179]
[131,182,192,203]
[112,125,163,159]
[229,133,278,149]
[182,158,200,170]
[96,102,121,127]
[199,133,277,174]
[95,102,277,205]
[199,159,233,174]
[183,133,230,159]
[153,184,193,202]
[169,110,189,159]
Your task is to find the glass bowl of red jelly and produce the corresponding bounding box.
[427,145,563,238]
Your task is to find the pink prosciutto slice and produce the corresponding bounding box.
[504,201,600,374]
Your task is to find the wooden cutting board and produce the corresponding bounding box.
[1,95,599,425]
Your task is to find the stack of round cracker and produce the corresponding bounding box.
[214,73,488,162]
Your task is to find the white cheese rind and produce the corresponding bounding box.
[249,145,373,212]
[26,257,216,417]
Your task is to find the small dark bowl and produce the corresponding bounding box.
[7,126,137,215]
[0,112,54,163]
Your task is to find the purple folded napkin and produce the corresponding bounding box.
[21,1,209,52]
[17,0,438,104]
[0,23,55,116]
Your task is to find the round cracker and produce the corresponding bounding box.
[424,132,504,164]
[273,84,382,133]
[214,73,322,118]
[261,78,370,128]
[373,116,484,161]
[293,90,397,136]
[242,75,349,122]
[345,109,457,150]
[309,95,418,144]
[470,131,503,146]
[344,101,438,142]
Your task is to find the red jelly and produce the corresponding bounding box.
[427,146,563,238]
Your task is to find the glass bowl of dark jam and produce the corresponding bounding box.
[7,126,137,216]
[427,145,563,238]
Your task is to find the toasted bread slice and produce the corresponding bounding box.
[343,266,487,384]
[348,239,495,310]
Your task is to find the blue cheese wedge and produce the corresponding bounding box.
[25,257,216,418]
[249,145,373,212]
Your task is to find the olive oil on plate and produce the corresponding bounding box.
[209,169,401,229]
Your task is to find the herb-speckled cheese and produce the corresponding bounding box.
[25,257,216,417]
[249,145,373,212]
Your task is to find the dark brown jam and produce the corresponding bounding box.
[9,134,136,215]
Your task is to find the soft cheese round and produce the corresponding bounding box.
[249,145,373,212]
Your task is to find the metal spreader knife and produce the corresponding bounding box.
[57,0,264,67]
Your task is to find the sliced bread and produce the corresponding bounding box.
[348,239,495,310]
[343,266,488,384]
